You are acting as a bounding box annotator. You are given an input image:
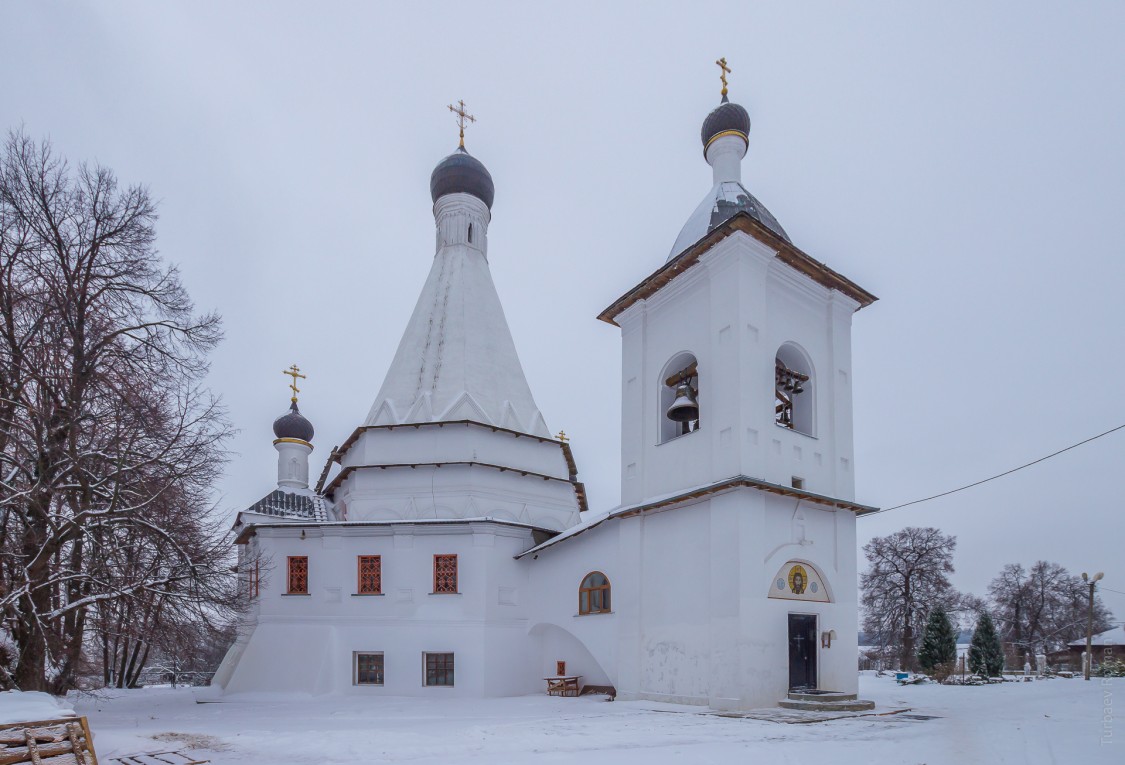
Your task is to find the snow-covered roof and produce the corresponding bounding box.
[244,488,331,522]
[516,474,878,559]
[364,218,549,438]
[1069,626,1125,647]
[598,212,877,327]
[667,180,789,262]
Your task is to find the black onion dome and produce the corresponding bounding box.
[701,97,751,149]
[273,401,314,442]
[430,147,495,209]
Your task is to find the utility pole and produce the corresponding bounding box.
[1081,571,1104,681]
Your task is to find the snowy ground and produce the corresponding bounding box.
[67,674,1119,764]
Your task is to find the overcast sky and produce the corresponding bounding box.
[4,1,1124,619]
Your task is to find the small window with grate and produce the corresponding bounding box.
[358,555,382,594]
[433,554,458,594]
[287,556,308,595]
[424,652,455,687]
[354,652,384,686]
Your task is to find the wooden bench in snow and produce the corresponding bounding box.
[544,676,582,697]
[0,717,97,765]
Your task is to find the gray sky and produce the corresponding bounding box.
[4,1,1124,619]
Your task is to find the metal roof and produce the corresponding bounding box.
[430,147,495,209]
[244,489,330,522]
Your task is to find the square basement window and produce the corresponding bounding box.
[354,652,384,686]
[424,652,455,687]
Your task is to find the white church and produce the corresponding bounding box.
[213,68,879,711]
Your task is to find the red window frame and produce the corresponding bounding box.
[358,555,382,595]
[433,554,458,594]
[287,556,309,595]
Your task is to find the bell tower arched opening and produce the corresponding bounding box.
[775,343,814,436]
[659,352,699,444]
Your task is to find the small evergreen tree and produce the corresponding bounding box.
[968,611,1005,678]
[917,607,958,680]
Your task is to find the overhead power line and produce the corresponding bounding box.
[870,422,1125,516]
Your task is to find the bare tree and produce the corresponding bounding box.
[0,128,233,691]
[988,561,1113,661]
[861,526,957,671]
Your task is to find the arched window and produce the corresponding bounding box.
[775,343,814,435]
[468,222,474,243]
[579,571,611,615]
[659,352,700,443]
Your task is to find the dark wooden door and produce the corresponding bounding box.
[788,613,818,690]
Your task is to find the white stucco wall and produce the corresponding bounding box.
[221,522,543,698]
[520,484,860,710]
[523,521,621,687]
[618,232,860,507]
[331,425,582,532]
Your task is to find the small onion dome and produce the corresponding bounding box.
[273,401,314,442]
[430,147,495,209]
[701,97,751,150]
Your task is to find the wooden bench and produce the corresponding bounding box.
[0,717,97,765]
[544,676,582,697]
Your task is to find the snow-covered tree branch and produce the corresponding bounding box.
[0,128,236,692]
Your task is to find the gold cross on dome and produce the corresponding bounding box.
[282,364,306,403]
[448,99,477,149]
[556,430,569,443]
[716,57,731,98]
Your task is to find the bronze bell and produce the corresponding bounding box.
[666,382,699,422]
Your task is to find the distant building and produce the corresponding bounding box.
[213,71,878,711]
[1048,626,1125,670]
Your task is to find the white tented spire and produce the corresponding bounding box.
[365,192,550,437]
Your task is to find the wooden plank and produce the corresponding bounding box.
[77,719,97,765]
[0,722,78,734]
[0,719,96,765]
[0,741,78,765]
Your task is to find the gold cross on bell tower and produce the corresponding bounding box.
[282,364,306,404]
[716,57,731,98]
[448,99,476,149]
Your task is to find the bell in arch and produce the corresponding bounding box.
[666,382,699,423]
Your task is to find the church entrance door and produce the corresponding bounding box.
[788,613,818,690]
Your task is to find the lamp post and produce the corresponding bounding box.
[1081,571,1104,681]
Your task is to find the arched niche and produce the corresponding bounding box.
[659,351,700,444]
[775,342,815,436]
[767,560,831,602]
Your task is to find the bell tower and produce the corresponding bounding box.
[599,68,877,509]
